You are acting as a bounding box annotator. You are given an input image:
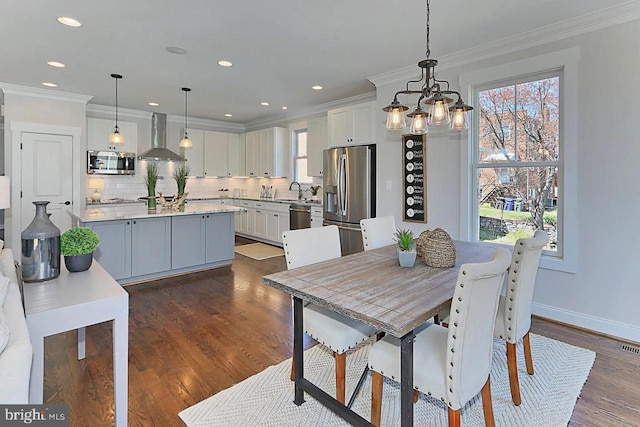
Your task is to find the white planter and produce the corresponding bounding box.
[397,247,417,268]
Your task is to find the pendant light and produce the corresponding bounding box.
[382,0,473,135]
[179,87,193,148]
[108,74,124,144]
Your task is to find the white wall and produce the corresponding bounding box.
[373,20,640,342]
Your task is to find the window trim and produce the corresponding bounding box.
[293,128,311,184]
[459,47,580,273]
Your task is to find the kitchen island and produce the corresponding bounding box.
[69,203,243,285]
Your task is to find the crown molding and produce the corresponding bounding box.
[166,114,245,133]
[87,104,153,120]
[244,91,376,131]
[0,82,93,104]
[368,1,640,87]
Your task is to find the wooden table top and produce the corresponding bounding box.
[262,241,500,337]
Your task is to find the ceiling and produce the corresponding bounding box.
[0,0,633,125]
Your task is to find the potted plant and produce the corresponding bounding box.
[173,164,190,208]
[394,228,416,267]
[309,185,322,200]
[144,162,159,211]
[60,227,100,272]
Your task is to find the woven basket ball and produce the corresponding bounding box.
[416,228,456,268]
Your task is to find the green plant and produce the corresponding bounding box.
[60,227,100,256]
[173,164,190,195]
[309,185,321,196]
[393,229,415,252]
[144,162,158,197]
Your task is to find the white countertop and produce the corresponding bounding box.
[70,202,243,223]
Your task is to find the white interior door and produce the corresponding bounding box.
[21,132,74,233]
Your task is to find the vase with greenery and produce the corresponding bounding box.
[144,162,159,211]
[394,229,416,267]
[60,226,100,272]
[173,164,190,208]
[309,185,322,200]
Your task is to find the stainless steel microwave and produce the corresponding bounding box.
[87,151,136,175]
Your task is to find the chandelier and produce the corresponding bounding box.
[383,0,472,135]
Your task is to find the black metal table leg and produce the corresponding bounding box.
[400,331,415,427]
[293,296,305,405]
[347,366,369,408]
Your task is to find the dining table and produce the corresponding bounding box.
[262,240,499,427]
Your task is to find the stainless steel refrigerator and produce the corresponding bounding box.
[323,145,376,255]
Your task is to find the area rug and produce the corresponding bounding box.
[179,333,595,426]
[234,243,284,260]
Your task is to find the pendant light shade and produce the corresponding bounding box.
[179,87,193,148]
[109,74,124,144]
[383,0,472,134]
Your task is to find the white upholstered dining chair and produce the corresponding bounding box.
[368,248,511,427]
[281,225,377,403]
[360,216,396,251]
[494,229,548,405]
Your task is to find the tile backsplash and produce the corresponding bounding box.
[86,161,321,203]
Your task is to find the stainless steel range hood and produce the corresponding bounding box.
[138,113,184,161]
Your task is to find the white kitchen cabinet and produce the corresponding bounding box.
[253,202,267,238]
[227,133,245,176]
[204,131,229,177]
[131,217,172,277]
[307,117,327,177]
[88,117,138,153]
[311,206,324,228]
[244,127,288,177]
[327,101,375,147]
[182,129,205,177]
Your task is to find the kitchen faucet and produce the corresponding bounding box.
[289,181,302,200]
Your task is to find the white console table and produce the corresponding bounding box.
[23,260,129,427]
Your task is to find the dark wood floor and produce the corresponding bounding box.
[42,237,640,426]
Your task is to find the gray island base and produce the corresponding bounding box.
[69,203,243,285]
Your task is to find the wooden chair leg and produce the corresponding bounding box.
[371,371,383,427]
[506,342,522,405]
[335,352,346,404]
[290,349,296,381]
[523,332,535,375]
[447,408,461,427]
[375,331,386,341]
[481,376,495,427]
[413,389,419,403]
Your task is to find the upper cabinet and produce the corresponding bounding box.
[327,101,375,147]
[244,127,287,177]
[307,117,327,177]
[87,117,138,153]
[183,129,245,177]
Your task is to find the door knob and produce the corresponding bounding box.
[59,201,71,205]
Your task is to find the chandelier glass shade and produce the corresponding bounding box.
[383,0,472,135]
[179,87,193,148]
[108,74,124,144]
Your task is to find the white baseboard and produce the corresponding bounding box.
[532,302,640,344]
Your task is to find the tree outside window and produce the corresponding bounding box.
[293,130,312,184]
[475,74,560,251]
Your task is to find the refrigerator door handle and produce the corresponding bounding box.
[338,154,347,216]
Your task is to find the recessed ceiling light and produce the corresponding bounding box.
[166,46,188,55]
[224,113,233,117]
[148,102,159,107]
[312,85,323,90]
[47,61,66,68]
[282,106,288,110]
[218,60,233,67]
[260,102,270,106]
[42,82,58,88]
[57,17,82,27]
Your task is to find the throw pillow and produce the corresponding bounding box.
[0,308,10,355]
[0,273,9,306]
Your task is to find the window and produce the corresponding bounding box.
[473,73,561,253]
[293,130,311,183]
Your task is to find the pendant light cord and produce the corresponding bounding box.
[425,0,431,59]
[184,90,188,132]
[115,77,119,130]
